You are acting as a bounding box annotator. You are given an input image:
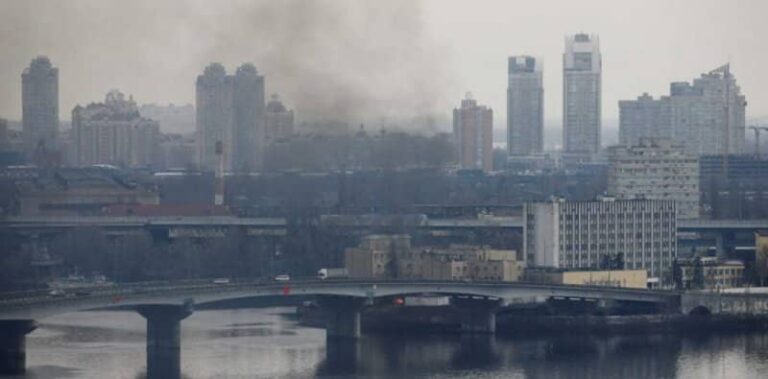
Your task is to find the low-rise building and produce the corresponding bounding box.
[526,268,648,289]
[4,166,158,216]
[344,236,523,282]
[344,235,411,279]
[675,257,745,289]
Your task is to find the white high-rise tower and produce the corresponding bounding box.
[563,33,601,157]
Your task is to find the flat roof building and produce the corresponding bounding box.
[607,138,699,219]
[507,56,543,157]
[453,94,493,172]
[563,34,601,157]
[524,198,677,286]
[619,65,746,156]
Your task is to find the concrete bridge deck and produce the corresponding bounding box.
[0,279,677,320]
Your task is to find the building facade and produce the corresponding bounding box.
[399,245,523,282]
[675,257,744,290]
[344,234,411,279]
[563,34,601,156]
[526,268,648,289]
[607,138,699,219]
[507,56,543,157]
[344,235,523,282]
[71,90,159,168]
[196,63,265,172]
[264,94,294,144]
[524,198,677,286]
[619,65,747,155]
[756,231,768,286]
[453,94,493,172]
[22,56,59,159]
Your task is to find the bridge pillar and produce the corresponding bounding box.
[136,303,193,379]
[318,296,366,340]
[452,297,502,334]
[0,320,37,375]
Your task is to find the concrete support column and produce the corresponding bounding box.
[136,303,193,379]
[319,296,366,340]
[0,320,37,375]
[452,297,502,334]
[323,337,361,374]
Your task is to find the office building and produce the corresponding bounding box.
[22,56,59,158]
[563,34,601,156]
[264,94,294,143]
[619,65,746,155]
[524,198,677,286]
[196,63,265,172]
[507,56,543,156]
[607,138,699,219]
[453,94,493,172]
[71,90,159,168]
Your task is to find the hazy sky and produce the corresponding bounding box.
[1,0,767,132]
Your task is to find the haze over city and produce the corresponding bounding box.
[3,1,768,378]
[2,0,768,129]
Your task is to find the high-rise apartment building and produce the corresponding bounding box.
[507,56,544,156]
[619,65,746,155]
[453,94,493,172]
[22,56,59,158]
[264,94,294,144]
[563,34,601,156]
[71,90,159,168]
[196,63,265,172]
[524,198,677,286]
[607,138,699,219]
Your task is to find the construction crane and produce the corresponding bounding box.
[748,125,768,159]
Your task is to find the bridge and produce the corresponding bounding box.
[3,215,767,232]
[0,279,677,378]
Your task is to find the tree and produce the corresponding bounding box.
[691,256,705,290]
[672,259,683,289]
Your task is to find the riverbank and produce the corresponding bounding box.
[298,304,768,335]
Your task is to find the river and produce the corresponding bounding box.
[18,308,768,378]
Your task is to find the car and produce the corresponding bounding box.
[212,278,231,285]
[274,274,291,282]
[49,289,66,297]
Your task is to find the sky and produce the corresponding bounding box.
[1,0,767,135]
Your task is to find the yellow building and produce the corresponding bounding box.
[399,244,523,282]
[345,236,523,282]
[344,235,411,279]
[526,269,648,289]
[756,231,768,286]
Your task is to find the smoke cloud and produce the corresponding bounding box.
[0,0,456,129]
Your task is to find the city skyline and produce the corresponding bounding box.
[1,0,768,130]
